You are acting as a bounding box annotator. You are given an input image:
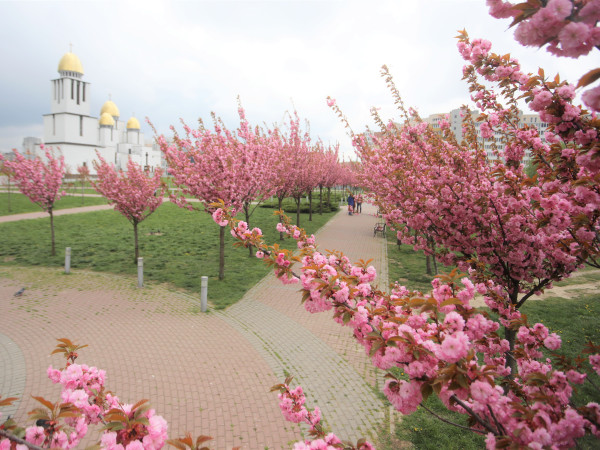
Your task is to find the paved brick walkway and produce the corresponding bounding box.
[0,204,114,223]
[0,203,389,448]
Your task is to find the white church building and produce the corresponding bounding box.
[27,50,163,174]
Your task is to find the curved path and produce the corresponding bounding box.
[0,203,388,448]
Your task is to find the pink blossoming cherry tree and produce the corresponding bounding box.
[92,154,165,262]
[0,146,65,256]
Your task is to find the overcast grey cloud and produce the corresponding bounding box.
[0,0,595,159]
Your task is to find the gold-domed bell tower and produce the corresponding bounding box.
[126,116,141,145]
[99,112,116,147]
[51,48,90,116]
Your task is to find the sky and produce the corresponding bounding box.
[0,0,595,160]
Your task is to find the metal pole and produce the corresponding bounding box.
[65,247,71,274]
[137,257,143,288]
[201,276,208,312]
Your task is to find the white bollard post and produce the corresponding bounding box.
[137,257,143,288]
[65,247,71,274]
[201,276,208,312]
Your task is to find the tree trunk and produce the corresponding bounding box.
[326,187,331,211]
[244,203,253,257]
[308,191,313,221]
[50,208,55,256]
[505,288,520,378]
[319,186,323,215]
[219,225,225,280]
[81,178,85,205]
[426,253,432,275]
[427,235,438,274]
[278,197,284,241]
[7,175,11,212]
[133,221,139,262]
[295,197,301,226]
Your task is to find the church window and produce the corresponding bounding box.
[71,79,74,100]
[52,114,55,135]
[82,83,86,102]
[77,81,80,105]
[80,116,83,136]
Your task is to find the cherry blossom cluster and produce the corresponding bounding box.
[272,378,374,450]
[486,0,600,111]
[456,31,600,270]
[214,205,600,448]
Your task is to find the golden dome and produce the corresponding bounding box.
[126,116,141,130]
[100,100,120,118]
[58,52,84,75]
[99,112,115,126]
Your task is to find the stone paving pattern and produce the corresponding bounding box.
[0,203,389,449]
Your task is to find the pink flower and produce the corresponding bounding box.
[25,426,46,446]
[326,97,336,107]
[470,380,498,405]
[47,365,62,383]
[443,311,465,332]
[211,209,228,227]
[543,332,562,350]
[582,85,600,113]
[590,354,600,376]
[436,331,469,363]
[125,441,144,450]
[383,379,422,414]
[558,22,591,52]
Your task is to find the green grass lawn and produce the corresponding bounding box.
[0,201,338,309]
[386,233,448,293]
[382,232,600,449]
[0,193,107,216]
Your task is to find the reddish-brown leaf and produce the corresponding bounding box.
[577,68,600,89]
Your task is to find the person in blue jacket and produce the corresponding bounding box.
[347,193,355,215]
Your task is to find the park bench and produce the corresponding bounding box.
[373,222,386,237]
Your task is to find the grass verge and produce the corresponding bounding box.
[0,201,338,309]
[0,193,107,216]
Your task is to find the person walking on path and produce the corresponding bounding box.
[347,193,355,215]
[355,194,362,214]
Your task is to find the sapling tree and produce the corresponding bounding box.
[92,155,164,262]
[0,160,13,213]
[0,147,65,256]
[76,164,89,206]
[266,114,304,238]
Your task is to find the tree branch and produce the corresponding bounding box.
[450,394,497,434]
[0,429,44,450]
[419,402,486,435]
